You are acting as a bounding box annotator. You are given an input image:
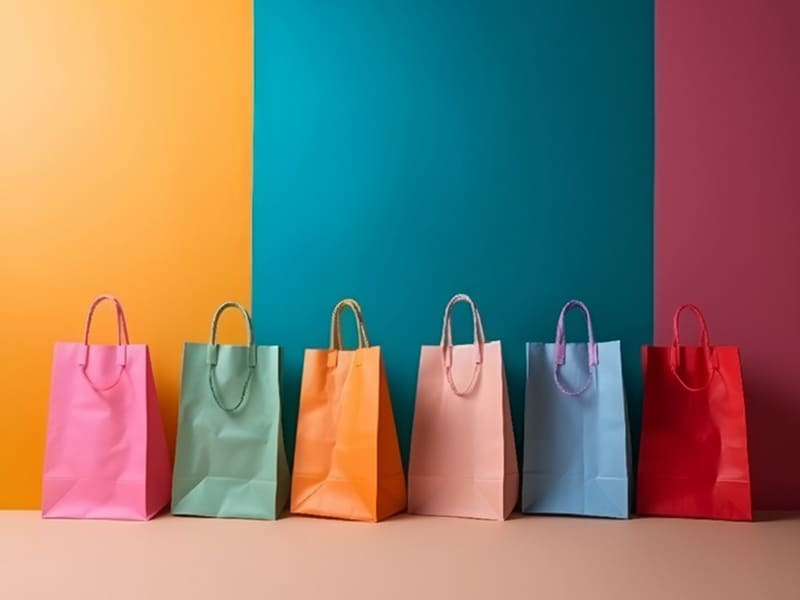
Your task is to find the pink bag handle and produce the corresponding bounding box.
[669,304,719,392]
[78,295,130,392]
[553,300,599,396]
[440,293,485,397]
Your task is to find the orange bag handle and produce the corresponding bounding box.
[329,298,370,350]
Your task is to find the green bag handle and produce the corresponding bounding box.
[206,301,256,412]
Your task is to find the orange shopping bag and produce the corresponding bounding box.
[291,299,406,521]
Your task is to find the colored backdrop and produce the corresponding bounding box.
[253,1,654,463]
[0,0,253,508]
[655,0,800,509]
[4,0,797,512]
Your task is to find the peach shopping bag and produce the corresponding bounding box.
[42,295,172,520]
[291,299,406,522]
[408,293,518,520]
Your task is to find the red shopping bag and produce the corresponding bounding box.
[637,304,752,520]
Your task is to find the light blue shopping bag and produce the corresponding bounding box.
[522,300,631,518]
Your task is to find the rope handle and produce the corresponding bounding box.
[82,294,130,347]
[669,304,718,392]
[440,293,485,396]
[206,302,256,412]
[671,304,710,349]
[553,300,599,397]
[329,298,370,350]
[78,295,130,392]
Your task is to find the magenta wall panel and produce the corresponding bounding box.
[656,0,800,509]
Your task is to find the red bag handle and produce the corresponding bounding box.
[669,304,718,392]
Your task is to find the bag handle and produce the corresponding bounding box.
[78,295,130,392]
[329,298,370,350]
[440,293,485,397]
[206,302,256,412]
[553,300,599,396]
[670,304,718,392]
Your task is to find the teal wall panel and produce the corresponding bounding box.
[254,0,653,464]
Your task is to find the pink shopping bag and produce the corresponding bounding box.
[408,294,518,520]
[42,295,172,520]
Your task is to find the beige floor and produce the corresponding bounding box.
[2,511,799,600]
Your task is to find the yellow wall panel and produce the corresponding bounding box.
[0,1,252,507]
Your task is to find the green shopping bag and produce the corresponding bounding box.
[172,302,290,519]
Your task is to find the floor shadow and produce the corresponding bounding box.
[753,511,800,523]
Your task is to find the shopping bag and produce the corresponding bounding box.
[522,300,631,518]
[408,293,518,520]
[291,298,406,522]
[171,302,290,519]
[637,304,752,520]
[42,295,171,520]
